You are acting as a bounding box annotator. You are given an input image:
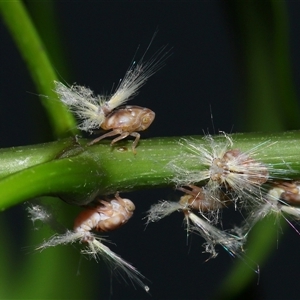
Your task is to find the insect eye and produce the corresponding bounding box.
[142,116,150,124]
[123,199,135,212]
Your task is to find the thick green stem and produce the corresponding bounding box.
[1,131,300,211]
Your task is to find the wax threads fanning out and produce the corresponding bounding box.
[36,230,149,292]
[170,135,271,206]
[55,44,168,152]
[239,181,300,238]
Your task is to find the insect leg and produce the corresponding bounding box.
[129,132,141,154]
[88,129,122,146]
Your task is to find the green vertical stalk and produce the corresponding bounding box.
[219,2,299,298]
[0,1,77,138]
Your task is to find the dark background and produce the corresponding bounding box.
[2,2,300,299]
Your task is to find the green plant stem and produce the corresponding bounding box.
[216,216,282,300]
[1,131,300,211]
[0,138,78,178]
[226,1,300,132]
[221,2,298,298]
[0,1,77,138]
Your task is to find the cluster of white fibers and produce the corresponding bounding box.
[107,45,168,111]
[54,82,107,133]
[238,181,300,239]
[36,230,149,292]
[146,196,244,259]
[26,201,65,233]
[27,203,53,225]
[169,134,273,207]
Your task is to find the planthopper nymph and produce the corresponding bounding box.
[55,36,169,153]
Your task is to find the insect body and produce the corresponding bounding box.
[270,181,300,206]
[73,193,135,240]
[208,148,269,192]
[88,105,155,153]
[178,185,225,212]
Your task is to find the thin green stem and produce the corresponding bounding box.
[216,216,282,300]
[221,2,298,298]
[226,1,300,132]
[0,1,77,138]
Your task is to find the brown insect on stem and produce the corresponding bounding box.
[178,184,227,212]
[55,39,169,153]
[88,105,155,153]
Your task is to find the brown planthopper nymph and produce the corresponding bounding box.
[87,105,155,153]
[54,39,168,153]
[177,184,226,212]
[34,193,149,292]
[73,192,135,238]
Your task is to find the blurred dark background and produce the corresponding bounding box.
[1,1,300,299]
